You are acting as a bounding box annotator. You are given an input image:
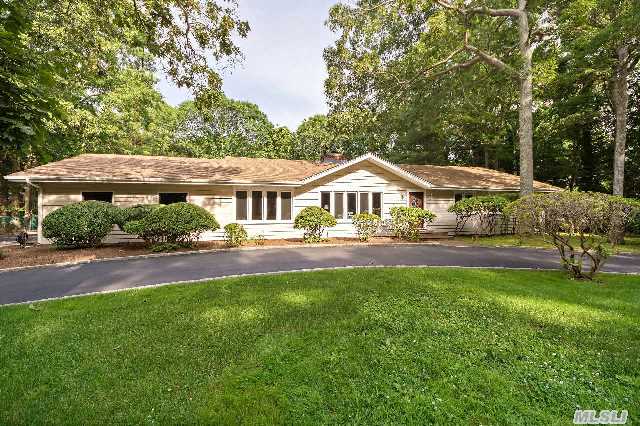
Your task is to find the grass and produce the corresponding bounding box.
[1,268,639,424]
[452,234,640,254]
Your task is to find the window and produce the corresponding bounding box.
[82,192,112,203]
[334,192,344,219]
[159,192,187,205]
[347,193,357,218]
[372,193,382,216]
[359,192,369,214]
[281,192,292,220]
[454,192,473,203]
[321,192,331,212]
[266,191,277,220]
[236,191,248,220]
[252,191,263,220]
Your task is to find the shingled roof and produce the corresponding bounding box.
[6,154,337,184]
[5,153,560,191]
[400,164,559,192]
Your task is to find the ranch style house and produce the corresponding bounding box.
[5,153,559,244]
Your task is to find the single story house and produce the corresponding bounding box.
[5,153,559,244]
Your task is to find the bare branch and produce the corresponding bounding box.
[464,44,518,78]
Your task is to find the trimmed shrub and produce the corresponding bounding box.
[508,191,640,279]
[252,233,266,246]
[123,202,219,247]
[150,242,181,253]
[352,213,381,241]
[42,201,117,248]
[114,204,161,230]
[447,195,509,235]
[389,207,436,241]
[294,206,337,243]
[224,223,248,247]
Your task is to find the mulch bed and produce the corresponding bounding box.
[0,237,413,270]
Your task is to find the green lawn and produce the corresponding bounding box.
[1,268,639,424]
[452,234,640,254]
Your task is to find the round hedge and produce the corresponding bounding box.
[42,201,117,248]
[113,204,161,230]
[123,202,219,246]
[294,206,337,243]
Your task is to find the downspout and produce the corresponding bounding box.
[25,177,41,240]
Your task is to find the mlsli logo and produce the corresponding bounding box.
[573,410,628,425]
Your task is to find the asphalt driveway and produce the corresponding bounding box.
[1,244,639,305]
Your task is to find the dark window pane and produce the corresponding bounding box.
[252,191,263,220]
[372,193,382,216]
[281,192,292,220]
[236,191,247,220]
[359,192,369,213]
[334,192,344,219]
[159,192,187,205]
[455,193,463,203]
[266,191,277,220]
[82,192,112,203]
[347,193,357,218]
[321,192,331,212]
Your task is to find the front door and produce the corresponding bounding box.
[409,192,424,209]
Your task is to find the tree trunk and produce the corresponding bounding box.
[517,0,534,197]
[611,45,629,196]
[23,184,31,231]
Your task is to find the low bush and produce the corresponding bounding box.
[224,223,248,247]
[123,202,219,247]
[508,191,640,279]
[352,213,381,241]
[42,201,117,248]
[294,206,337,243]
[114,204,161,230]
[447,195,509,235]
[252,233,266,246]
[150,242,181,253]
[389,207,436,241]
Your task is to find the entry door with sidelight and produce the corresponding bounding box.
[409,192,424,209]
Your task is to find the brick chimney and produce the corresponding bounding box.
[322,152,347,164]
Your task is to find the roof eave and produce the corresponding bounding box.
[3,175,302,186]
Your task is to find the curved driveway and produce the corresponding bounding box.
[1,244,639,305]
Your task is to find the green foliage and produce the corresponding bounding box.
[389,207,436,241]
[628,211,640,235]
[224,223,248,247]
[123,202,219,246]
[448,196,509,235]
[42,201,117,248]
[352,213,381,242]
[114,204,162,230]
[294,206,337,243]
[508,191,640,279]
[150,242,182,253]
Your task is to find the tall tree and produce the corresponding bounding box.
[558,0,640,195]
[0,0,249,172]
[325,0,554,196]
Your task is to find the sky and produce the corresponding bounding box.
[156,0,339,130]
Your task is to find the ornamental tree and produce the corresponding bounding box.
[507,191,640,279]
